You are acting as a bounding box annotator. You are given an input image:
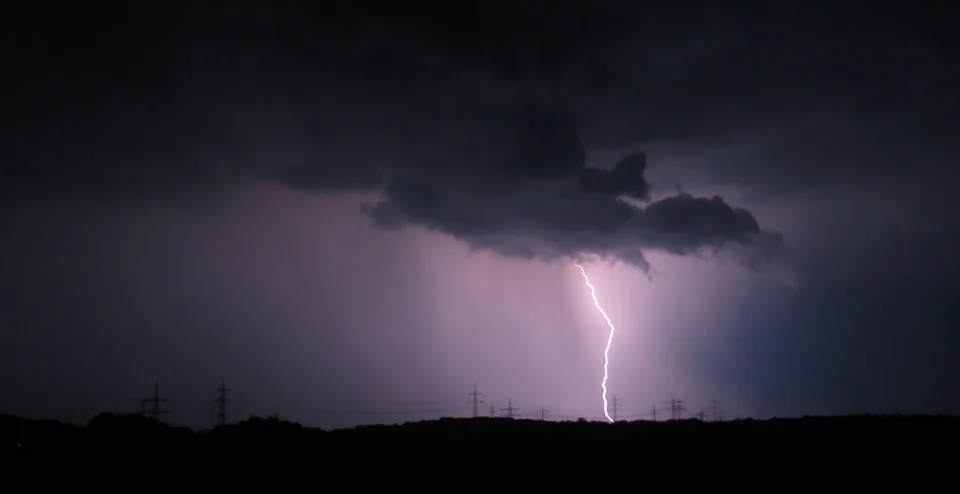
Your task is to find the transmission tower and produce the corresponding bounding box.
[649,404,658,421]
[610,395,620,422]
[664,395,685,420]
[467,383,485,418]
[695,409,706,421]
[711,398,719,422]
[500,398,519,419]
[211,377,232,427]
[489,404,497,417]
[536,408,550,421]
[141,381,172,421]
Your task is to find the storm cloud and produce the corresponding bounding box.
[1,2,793,274]
[6,0,960,427]
[358,101,786,273]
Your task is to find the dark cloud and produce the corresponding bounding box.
[496,103,586,181]
[359,101,786,274]
[7,3,952,200]
[581,152,651,200]
[9,1,960,425]
[2,2,795,273]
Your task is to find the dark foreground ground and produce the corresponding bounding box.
[4,413,959,480]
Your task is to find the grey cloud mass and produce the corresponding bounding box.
[358,106,786,273]
[3,2,791,274]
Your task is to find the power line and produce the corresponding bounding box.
[711,398,724,422]
[308,404,455,416]
[211,377,232,427]
[467,383,485,418]
[380,400,446,407]
[500,398,519,419]
[141,381,172,421]
[664,395,685,421]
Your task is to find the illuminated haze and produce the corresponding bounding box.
[3,3,960,427]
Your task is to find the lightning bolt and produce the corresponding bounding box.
[574,263,617,423]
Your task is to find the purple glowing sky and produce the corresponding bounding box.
[0,143,919,427]
[3,3,959,428]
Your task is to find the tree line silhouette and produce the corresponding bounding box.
[5,411,959,475]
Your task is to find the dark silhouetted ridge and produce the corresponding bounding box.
[4,413,958,478]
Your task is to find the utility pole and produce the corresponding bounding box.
[141,381,172,421]
[467,383,485,418]
[536,408,550,421]
[664,395,685,421]
[610,395,620,422]
[211,377,231,427]
[500,398,519,419]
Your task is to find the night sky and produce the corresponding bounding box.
[3,2,958,429]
